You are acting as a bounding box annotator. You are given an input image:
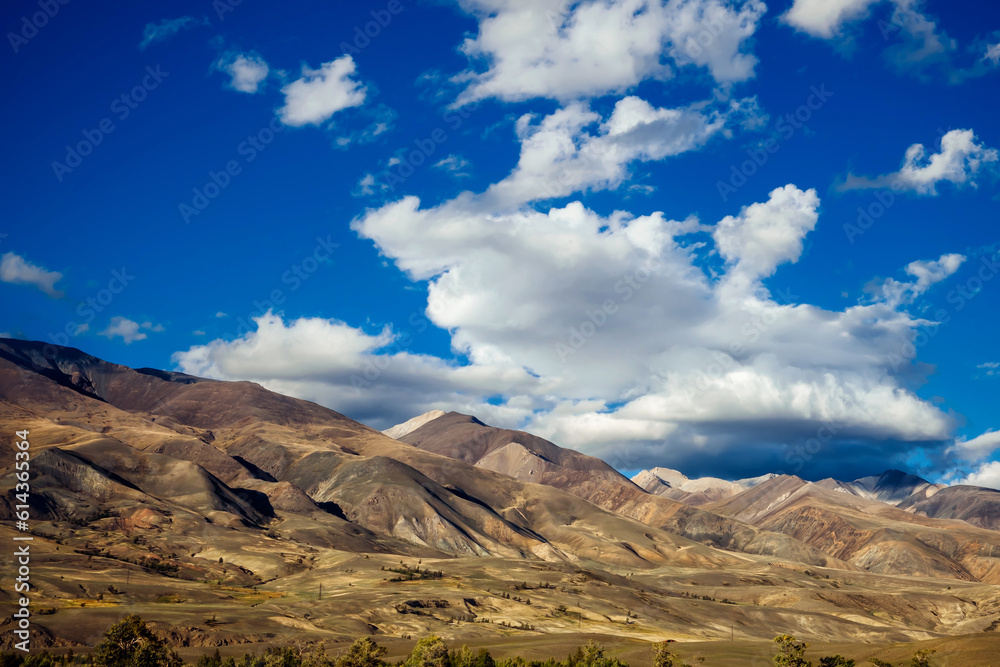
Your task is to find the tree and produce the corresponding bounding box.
[263,647,300,667]
[336,638,388,667]
[773,635,812,667]
[404,636,450,667]
[910,650,935,667]
[653,642,690,667]
[451,647,495,667]
[571,641,627,667]
[198,650,224,667]
[93,615,182,667]
[819,657,854,667]
[866,659,893,667]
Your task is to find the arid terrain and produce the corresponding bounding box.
[1,339,999,664]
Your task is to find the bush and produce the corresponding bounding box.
[819,658,854,667]
[336,638,387,667]
[910,650,935,667]
[405,636,450,667]
[567,641,627,667]
[773,635,811,667]
[652,642,690,667]
[450,647,494,667]
[93,615,182,667]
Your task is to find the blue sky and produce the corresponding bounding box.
[2,0,999,485]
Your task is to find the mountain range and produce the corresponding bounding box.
[1,338,999,657]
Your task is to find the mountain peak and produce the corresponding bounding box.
[850,469,939,504]
[382,409,447,440]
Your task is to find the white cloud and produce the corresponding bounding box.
[783,0,961,77]
[216,311,228,318]
[985,43,1000,65]
[215,52,270,93]
[193,330,207,336]
[484,96,733,205]
[356,173,377,196]
[782,0,879,38]
[873,253,965,307]
[139,16,207,50]
[712,184,820,284]
[881,0,956,72]
[101,317,146,344]
[172,87,963,478]
[434,155,470,176]
[454,0,766,104]
[839,129,998,195]
[178,183,955,478]
[958,460,1000,490]
[100,317,163,344]
[950,430,1000,462]
[277,56,366,127]
[0,252,64,298]
[978,361,999,377]
[334,104,396,148]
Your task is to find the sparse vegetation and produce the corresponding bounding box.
[383,564,445,582]
[93,614,183,667]
[819,657,855,667]
[772,635,811,667]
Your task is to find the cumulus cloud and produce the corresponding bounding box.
[215,52,270,93]
[782,0,879,38]
[949,429,1000,462]
[454,0,766,104]
[872,253,965,307]
[139,16,208,50]
[782,0,973,78]
[278,56,366,127]
[171,78,967,479]
[176,179,957,479]
[0,252,64,297]
[100,317,163,344]
[713,184,820,284]
[173,312,536,427]
[958,460,1000,490]
[484,96,736,205]
[839,129,998,195]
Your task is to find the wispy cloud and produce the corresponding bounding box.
[100,317,163,344]
[838,129,998,195]
[434,154,471,177]
[139,16,209,50]
[0,252,63,298]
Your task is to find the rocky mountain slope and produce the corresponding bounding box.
[702,475,1000,583]
[898,484,1000,532]
[3,338,1000,651]
[391,409,1000,580]
[631,467,778,506]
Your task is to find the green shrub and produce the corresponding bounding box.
[772,635,811,667]
[93,615,182,667]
